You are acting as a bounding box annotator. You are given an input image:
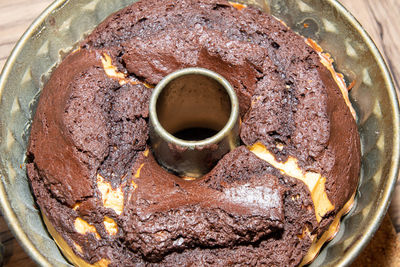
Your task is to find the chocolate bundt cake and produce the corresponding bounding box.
[27,0,361,266]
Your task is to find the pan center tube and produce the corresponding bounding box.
[149,68,240,178]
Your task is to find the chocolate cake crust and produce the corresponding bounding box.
[27,0,360,266]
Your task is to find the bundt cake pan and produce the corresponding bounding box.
[0,0,398,266]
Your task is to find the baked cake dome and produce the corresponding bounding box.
[26,0,361,266]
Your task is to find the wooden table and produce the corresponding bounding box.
[0,0,399,266]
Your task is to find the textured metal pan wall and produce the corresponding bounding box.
[0,0,398,266]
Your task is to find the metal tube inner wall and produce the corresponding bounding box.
[149,68,240,178]
[157,73,231,140]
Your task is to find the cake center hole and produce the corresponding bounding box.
[156,73,231,141]
[173,127,219,141]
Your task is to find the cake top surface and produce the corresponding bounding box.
[27,0,360,266]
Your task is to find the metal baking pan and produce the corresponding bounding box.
[0,0,398,266]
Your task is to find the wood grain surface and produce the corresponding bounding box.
[0,0,399,266]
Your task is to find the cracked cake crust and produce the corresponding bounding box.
[27,0,360,266]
